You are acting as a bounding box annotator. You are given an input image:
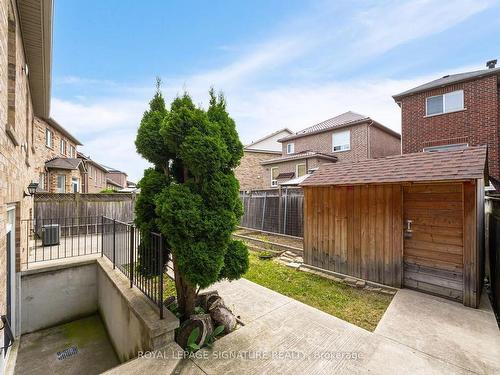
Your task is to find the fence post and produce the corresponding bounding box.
[130,226,134,288]
[261,192,267,231]
[113,219,116,269]
[101,216,104,257]
[159,234,164,319]
[283,187,288,235]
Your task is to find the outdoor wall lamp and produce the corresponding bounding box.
[24,181,39,197]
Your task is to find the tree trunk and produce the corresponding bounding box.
[172,253,196,319]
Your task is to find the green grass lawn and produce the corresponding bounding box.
[243,252,392,331]
[162,252,393,331]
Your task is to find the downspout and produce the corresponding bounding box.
[367,121,372,159]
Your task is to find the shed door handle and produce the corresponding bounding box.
[405,219,413,233]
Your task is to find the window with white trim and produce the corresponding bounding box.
[39,172,46,190]
[271,167,279,187]
[71,177,79,193]
[60,139,66,155]
[296,163,306,178]
[426,90,464,116]
[70,145,75,158]
[56,175,66,193]
[45,128,53,148]
[286,143,295,154]
[332,130,350,152]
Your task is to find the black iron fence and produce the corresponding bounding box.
[240,187,304,237]
[23,215,172,319]
[23,216,104,264]
[102,217,171,319]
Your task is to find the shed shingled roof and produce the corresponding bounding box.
[300,146,487,186]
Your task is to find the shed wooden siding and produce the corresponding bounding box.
[402,183,464,301]
[303,185,403,287]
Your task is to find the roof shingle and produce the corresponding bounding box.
[45,158,82,170]
[300,146,487,186]
[261,150,338,165]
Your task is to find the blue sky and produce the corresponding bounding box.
[51,0,500,181]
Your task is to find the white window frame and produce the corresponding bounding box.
[45,128,53,148]
[296,163,306,178]
[423,143,469,152]
[425,90,464,117]
[56,175,66,193]
[70,145,75,158]
[332,129,350,152]
[60,139,66,155]
[71,177,80,193]
[39,172,46,190]
[270,167,279,187]
[286,143,295,154]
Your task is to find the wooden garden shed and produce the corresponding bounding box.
[300,146,487,308]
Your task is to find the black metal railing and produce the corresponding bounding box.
[102,216,171,319]
[23,216,104,265]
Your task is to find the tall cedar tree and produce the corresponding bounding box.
[135,81,249,318]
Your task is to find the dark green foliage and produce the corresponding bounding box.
[134,82,248,317]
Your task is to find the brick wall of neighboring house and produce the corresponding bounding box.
[107,171,127,189]
[263,157,330,188]
[235,150,281,190]
[32,116,80,192]
[0,0,41,316]
[400,75,500,179]
[281,123,375,162]
[85,163,107,193]
[47,169,82,193]
[369,125,402,158]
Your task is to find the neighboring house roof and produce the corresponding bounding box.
[77,152,108,172]
[276,172,295,179]
[393,66,500,100]
[44,117,82,145]
[261,150,338,165]
[301,146,487,187]
[45,157,82,170]
[106,178,122,188]
[127,181,137,187]
[279,111,400,141]
[101,164,127,174]
[245,128,294,152]
[18,0,53,117]
[280,173,312,186]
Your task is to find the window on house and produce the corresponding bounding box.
[296,163,307,178]
[71,177,79,193]
[45,128,53,148]
[94,169,98,186]
[60,139,66,155]
[56,175,66,193]
[423,143,468,152]
[70,145,75,158]
[39,173,46,191]
[426,90,464,116]
[286,143,295,154]
[271,167,279,187]
[332,130,350,152]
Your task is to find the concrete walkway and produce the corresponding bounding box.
[110,279,500,374]
[375,289,500,374]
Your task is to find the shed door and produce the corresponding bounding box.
[403,183,464,301]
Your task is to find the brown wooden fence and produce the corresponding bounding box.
[34,193,136,223]
[240,188,303,237]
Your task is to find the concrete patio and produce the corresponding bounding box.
[110,278,500,374]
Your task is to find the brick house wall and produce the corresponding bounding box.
[235,150,281,190]
[263,157,330,187]
[281,123,371,162]
[106,171,127,189]
[84,163,107,193]
[0,0,40,317]
[32,116,81,192]
[369,125,402,158]
[399,75,500,179]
